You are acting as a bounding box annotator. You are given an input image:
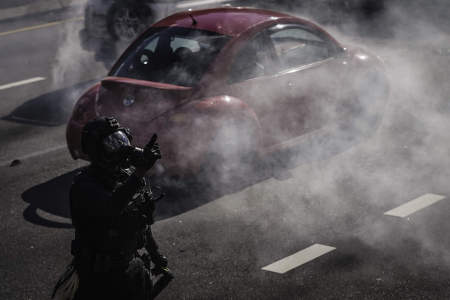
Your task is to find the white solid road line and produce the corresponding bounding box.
[384,193,446,218]
[0,17,84,37]
[176,0,235,9]
[262,244,336,274]
[0,77,46,91]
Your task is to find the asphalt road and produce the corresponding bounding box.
[1,5,450,300]
[0,0,35,10]
[0,8,104,165]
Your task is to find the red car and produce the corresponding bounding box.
[67,7,388,176]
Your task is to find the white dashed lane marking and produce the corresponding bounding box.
[0,77,46,91]
[384,193,446,218]
[262,244,336,274]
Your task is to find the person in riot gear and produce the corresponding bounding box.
[53,116,172,300]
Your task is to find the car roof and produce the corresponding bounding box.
[152,7,297,37]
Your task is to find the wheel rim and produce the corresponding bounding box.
[113,7,146,40]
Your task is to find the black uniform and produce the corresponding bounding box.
[53,116,170,300]
[70,165,161,300]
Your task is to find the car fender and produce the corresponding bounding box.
[171,95,261,132]
[193,95,257,119]
[346,46,386,73]
[342,47,390,128]
[348,47,389,93]
[66,83,100,159]
[69,83,100,124]
[164,95,262,171]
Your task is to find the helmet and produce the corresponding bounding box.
[81,116,132,163]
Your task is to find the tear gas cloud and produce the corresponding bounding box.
[207,0,450,271]
[53,0,450,272]
[51,1,111,109]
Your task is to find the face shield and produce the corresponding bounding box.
[101,130,132,162]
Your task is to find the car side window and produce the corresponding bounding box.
[269,25,331,69]
[144,37,159,52]
[170,37,201,53]
[229,32,277,84]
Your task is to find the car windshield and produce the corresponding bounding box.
[111,27,231,87]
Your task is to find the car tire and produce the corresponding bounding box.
[106,1,154,42]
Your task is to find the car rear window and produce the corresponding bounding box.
[111,27,231,87]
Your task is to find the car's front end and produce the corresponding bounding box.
[68,21,238,176]
[66,83,100,160]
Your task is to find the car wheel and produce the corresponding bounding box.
[106,1,153,42]
[80,2,124,68]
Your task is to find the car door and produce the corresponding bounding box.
[266,23,347,138]
[224,30,303,146]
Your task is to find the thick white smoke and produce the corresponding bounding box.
[51,2,106,94]
[52,0,450,270]
[208,0,450,269]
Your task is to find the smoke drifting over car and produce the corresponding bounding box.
[53,0,450,277]
[210,0,450,272]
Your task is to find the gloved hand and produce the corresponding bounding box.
[130,134,162,177]
[142,134,162,168]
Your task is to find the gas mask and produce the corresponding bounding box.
[101,130,158,170]
[101,130,133,166]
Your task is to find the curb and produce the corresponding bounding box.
[0,0,87,22]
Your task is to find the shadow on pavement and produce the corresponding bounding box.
[152,163,274,221]
[3,80,96,126]
[22,170,77,228]
[20,118,371,228]
[20,165,273,228]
